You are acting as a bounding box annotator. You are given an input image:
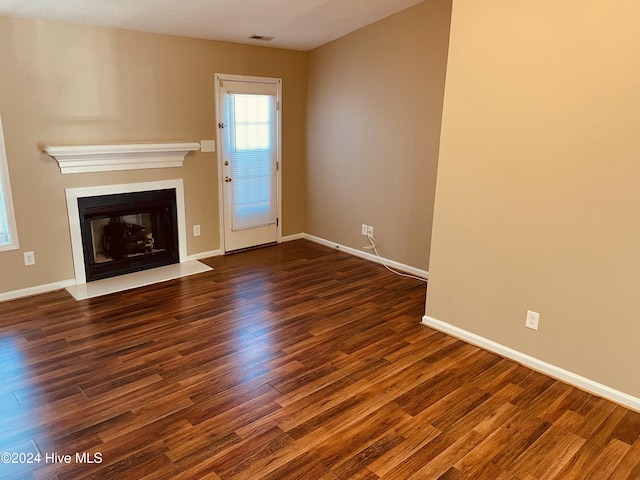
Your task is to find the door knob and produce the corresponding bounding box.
[225,177,232,183]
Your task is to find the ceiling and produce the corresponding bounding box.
[0,0,424,51]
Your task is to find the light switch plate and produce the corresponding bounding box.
[201,140,215,152]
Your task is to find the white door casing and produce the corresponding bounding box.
[215,74,282,252]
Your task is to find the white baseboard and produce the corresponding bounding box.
[0,236,425,302]
[422,315,640,412]
[184,249,222,261]
[281,233,305,242]
[0,279,76,302]
[303,233,428,279]
[0,251,221,302]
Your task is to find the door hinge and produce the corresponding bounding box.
[218,122,225,129]
[276,218,279,226]
[276,161,279,171]
[276,101,280,111]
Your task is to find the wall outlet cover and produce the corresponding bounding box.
[525,310,540,330]
[24,251,35,266]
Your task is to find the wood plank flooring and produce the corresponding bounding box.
[1,239,639,479]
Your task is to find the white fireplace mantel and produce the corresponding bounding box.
[44,142,202,174]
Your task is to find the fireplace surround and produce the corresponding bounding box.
[66,180,189,285]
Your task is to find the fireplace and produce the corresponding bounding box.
[78,189,179,282]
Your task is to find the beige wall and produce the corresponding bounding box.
[427,0,640,397]
[0,16,306,294]
[305,0,451,270]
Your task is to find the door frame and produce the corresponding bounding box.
[215,73,283,254]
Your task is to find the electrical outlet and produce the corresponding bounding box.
[367,225,374,237]
[525,310,539,330]
[361,224,368,235]
[200,140,216,152]
[193,224,201,237]
[24,251,35,266]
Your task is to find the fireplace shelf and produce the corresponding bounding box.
[44,142,202,174]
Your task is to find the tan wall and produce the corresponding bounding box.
[0,16,306,294]
[427,0,640,397]
[305,0,451,270]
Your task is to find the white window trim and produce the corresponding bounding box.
[0,114,19,251]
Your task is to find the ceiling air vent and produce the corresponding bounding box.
[248,34,274,41]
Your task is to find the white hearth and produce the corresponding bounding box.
[66,261,211,301]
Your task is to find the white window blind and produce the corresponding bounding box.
[225,92,277,231]
[0,114,18,250]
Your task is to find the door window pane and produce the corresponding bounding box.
[226,93,277,231]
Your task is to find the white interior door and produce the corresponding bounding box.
[216,75,281,252]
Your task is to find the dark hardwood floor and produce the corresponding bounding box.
[1,240,639,479]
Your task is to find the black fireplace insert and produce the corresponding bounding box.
[78,189,179,282]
